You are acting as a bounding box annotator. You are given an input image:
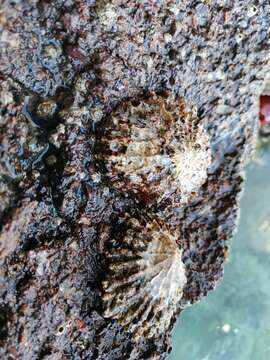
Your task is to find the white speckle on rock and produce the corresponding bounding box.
[169,4,180,16]
[36,251,49,276]
[235,33,244,43]
[207,70,226,82]
[164,33,173,43]
[247,6,258,17]
[92,172,101,183]
[216,104,234,115]
[222,324,231,333]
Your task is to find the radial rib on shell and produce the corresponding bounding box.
[95,93,211,205]
[102,214,186,339]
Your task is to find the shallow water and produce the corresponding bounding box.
[170,144,270,360]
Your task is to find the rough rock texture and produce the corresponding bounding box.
[0,0,269,359]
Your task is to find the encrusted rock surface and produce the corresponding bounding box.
[0,0,270,359]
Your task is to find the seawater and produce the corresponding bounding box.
[170,144,270,360]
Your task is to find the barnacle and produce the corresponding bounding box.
[95,93,211,205]
[102,214,186,339]
[22,96,60,132]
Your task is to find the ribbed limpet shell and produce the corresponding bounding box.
[95,93,211,205]
[102,214,186,339]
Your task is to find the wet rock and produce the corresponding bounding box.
[0,0,269,359]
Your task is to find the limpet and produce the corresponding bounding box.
[95,93,211,205]
[102,213,186,339]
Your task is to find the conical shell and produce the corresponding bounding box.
[95,93,211,205]
[102,214,186,339]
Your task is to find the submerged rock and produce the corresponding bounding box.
[0,0,269,359]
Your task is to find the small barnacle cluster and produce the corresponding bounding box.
[97,92,211,340]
